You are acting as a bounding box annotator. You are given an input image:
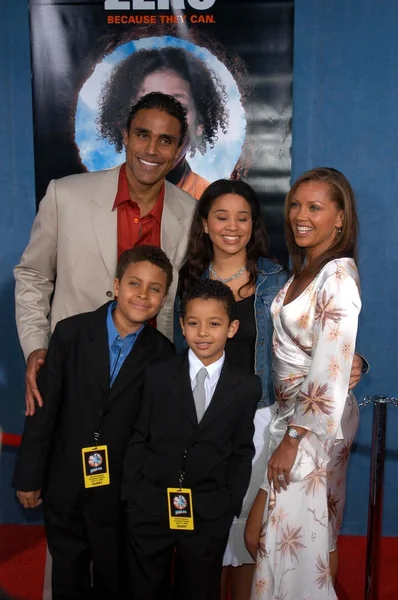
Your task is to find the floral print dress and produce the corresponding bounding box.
[252,258,361,600]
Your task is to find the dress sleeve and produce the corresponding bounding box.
[290,269,361,465]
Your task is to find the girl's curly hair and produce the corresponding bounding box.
[97,46,229,157]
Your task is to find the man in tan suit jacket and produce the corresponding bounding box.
[15,92,196,416]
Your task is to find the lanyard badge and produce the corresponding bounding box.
[82,429,110,488]
[81,445,110,488]
[167,447,194,529]
[167,488,194,530]
[81,344,122,489]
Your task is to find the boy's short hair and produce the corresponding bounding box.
[116,245,173,292]
[181,279,236,323]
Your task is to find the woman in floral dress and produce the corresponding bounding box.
[245,167,361,600]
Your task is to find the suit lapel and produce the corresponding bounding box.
[198,361,241,430]
[109,326,153,401]
[90,166,120,280]
[167,351,198,427]
[161,181,186,264]
[85,305,111,398]
[168,356,243,430]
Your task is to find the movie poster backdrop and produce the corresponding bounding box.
[28,0,293,259]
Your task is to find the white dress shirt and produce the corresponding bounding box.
[188,349,225,411]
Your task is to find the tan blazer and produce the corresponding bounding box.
[15,166,196,361]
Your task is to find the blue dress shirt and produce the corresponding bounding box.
[106,302,145,387]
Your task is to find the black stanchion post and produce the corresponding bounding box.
[364,397,388,600]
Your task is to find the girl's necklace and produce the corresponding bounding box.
[209,263,247,284]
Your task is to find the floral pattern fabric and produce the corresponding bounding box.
[252,259,361,600]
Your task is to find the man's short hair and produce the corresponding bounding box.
[125,92,188,147]
[180,279,236,323]
[116,245,173,293]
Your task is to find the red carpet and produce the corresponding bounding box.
[0,525,46,600]
[0,526,397,599]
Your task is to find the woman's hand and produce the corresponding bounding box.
[267,436,299,493]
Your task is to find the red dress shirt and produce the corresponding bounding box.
[113,163,164,259]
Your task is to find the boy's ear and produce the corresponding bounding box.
[227,319,239,339]
[179,317,186,337]
[113,277,120,298]
[160,293,168,309]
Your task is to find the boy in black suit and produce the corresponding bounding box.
[13,245,175,600]
[122,279,262,600]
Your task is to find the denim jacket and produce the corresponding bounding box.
[173,257,289,409]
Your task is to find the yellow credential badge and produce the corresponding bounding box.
[81,445,110,488]
[167,488,194,530]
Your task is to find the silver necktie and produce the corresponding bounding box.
[193,367,208,423]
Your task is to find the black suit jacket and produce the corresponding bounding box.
[12,303,174,512]
[122,352,262,520]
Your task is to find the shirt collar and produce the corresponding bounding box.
[188,348,225,387]
[112,163,130,208]
[112,162,165,224]
[106,301,145,346]
[149,184,165,225]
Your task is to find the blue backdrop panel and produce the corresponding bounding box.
[292,0,398,535]
[0,0,41,524]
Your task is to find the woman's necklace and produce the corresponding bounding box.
[209,263,247,284]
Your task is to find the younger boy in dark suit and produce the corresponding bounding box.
[122,279,262,600]
[13,245,175,600]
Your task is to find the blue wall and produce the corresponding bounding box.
[292,0,398,534]
[0,0,41,525]
[1,0,397,533]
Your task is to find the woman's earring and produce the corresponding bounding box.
[336,226,342,235]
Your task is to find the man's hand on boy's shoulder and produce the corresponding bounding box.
[25,348,47,416]
[16,489,42,509]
